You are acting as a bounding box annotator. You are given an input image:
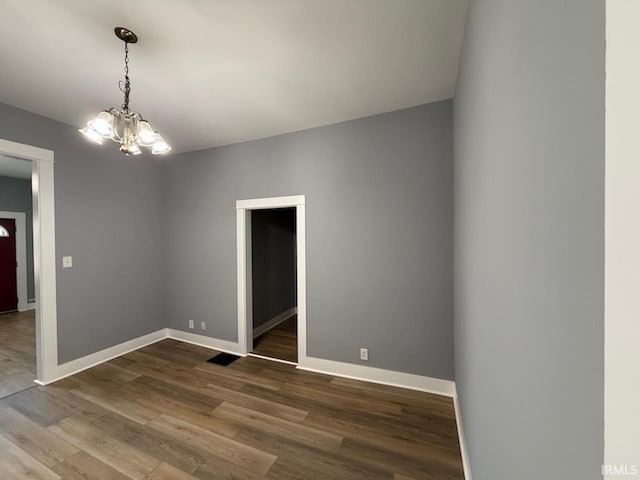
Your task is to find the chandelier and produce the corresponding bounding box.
[79,27,171,156]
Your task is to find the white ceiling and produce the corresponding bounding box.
[0,0,468,153]
[0,154,32,180]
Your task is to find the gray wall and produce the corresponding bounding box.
[0,102,166,363]
[251,208,296,330]
[164,101,454,379]
[453,1,604,479]
[0,176,34,300]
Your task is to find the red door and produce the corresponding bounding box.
[0,218,18,314]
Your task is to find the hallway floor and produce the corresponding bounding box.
[0,309,35,398]
[252,315,297,363]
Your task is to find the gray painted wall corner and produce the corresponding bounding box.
[453,0,605,478]
[164,101,455,380]
[0,101,167,363]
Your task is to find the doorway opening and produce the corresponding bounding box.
[0,155,37,397]
[236,195,306,365]
[250,207,297,363]
[0,139,57,389]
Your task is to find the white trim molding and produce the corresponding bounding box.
[37,325,456,400]
[605,3,640,474]
[236,195,306,360]
[37,329,168,385]
[36,328,244,385]
[454,388,472,479]
[236,195,305,210]
[0,139,54,163]
[167,329,243,356]
[0,211,28,311]
[297,356,456,398]
[295,204,307,362]
[0,138,57,385]
[253,307,297,339]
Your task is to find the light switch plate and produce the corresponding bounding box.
[62,256,72,268]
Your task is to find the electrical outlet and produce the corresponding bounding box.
[200,321,206,331]
[360,348,369,361]
[188,320,194,329]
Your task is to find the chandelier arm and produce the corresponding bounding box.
[127,112,140,125]
[107,107,123,142]
[111,128,123,142]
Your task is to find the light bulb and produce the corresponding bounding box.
[119,143,142,156]
[78,126,103,144]
[151,134,171,154]
[129,144,142,155]
[136,120,158,146]
[87,110,117,138]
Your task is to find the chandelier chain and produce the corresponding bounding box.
[123,42,131,111]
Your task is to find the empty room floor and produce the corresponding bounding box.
[0,338,464,479]
[0,310,35,398]
[252,315,297,363]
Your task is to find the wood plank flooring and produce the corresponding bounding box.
[252,316,297,363]
[0,310,36,398]
[0,338,464,479]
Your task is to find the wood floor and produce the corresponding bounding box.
[0,338,464,479]
[0,309,36,398]
[252,316,297,363]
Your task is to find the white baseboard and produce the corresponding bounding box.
[297,356,456,398]
[36,328,243,386]
[19,301,36,312]
[453,388,472,479]
[45,328,453,398]
[253,307,297,338]
[166,328,243,356]
[36,328,168,385]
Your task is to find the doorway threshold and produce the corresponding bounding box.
[247,352,298,366]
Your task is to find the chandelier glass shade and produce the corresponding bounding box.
[79,27,170,156]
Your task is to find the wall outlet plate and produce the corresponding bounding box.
[200,321,206,330]
[62,256,72,268]
[360,348,369,361]
[188,320,194,329]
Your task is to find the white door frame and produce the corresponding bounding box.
[0,138,57,385]
[236,195,306,361]
[0,211,28,311]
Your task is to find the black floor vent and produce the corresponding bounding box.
[207,352,240,366]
